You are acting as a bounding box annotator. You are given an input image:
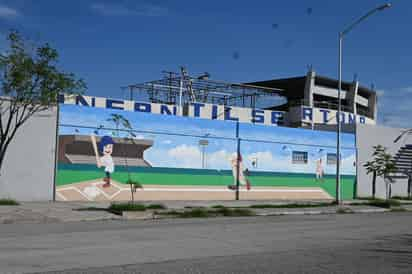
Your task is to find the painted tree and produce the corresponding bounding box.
[364,145,396,199]
[0,31,85,174]
[106,113,142,203]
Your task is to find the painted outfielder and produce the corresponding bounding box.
[91,135,115,188]
[315,158,324,182]
[228,152,251,190]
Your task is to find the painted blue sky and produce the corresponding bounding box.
[1,0,410,127]
[59,105,356,174]
[59,104,355,148]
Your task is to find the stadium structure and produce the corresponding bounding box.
[123,67,377,132]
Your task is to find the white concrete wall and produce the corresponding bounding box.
[0,107,57,201]
[356,124,411,199]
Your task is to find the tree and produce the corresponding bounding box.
[106,113,142,203]
[0,31,85,173]
[364,145,396,199]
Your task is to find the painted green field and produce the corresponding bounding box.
[57,164,356,200]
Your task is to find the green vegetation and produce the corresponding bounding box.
[0,199,19,206]
[0,31,85,173]
[363,145,396,199]
[179,208,211,218]
[392,196,412,201]
[146,203,167,210]
[109,203,146,212]
[350,198,401,208]
[106,203,167,213]
[156,207,255,218]
[75,207,107,211]
[336,207,353,214]
[249,202,335,209]
[210,205,226,209]
[367,199,400,208]
[215,207,254,217]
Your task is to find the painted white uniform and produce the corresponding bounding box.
[230,154,247,185]
[100,155,114,173]
[316,159,323,179]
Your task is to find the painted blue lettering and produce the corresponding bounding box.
[134,102,151,112]
[224,107,239,121]
[160,105,175,115]
[336,112,345,124]
[359,116,366,124]
[302,107,313,121]
[251,109,265,123]
[271,111,283,124]
[193,103,205,117]
[212,105,218,119]
[106,99,124,110]
[319,109,330,124]
[348,113,355,124]
[76,95,95,107]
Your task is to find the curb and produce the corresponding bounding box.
[122,211,154,220]
[255,207,390,216]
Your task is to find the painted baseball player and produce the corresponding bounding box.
[228,152,251,190]
[315,158,324,182]
[91,135,115,188]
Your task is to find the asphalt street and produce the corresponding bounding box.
[0,212,411,273]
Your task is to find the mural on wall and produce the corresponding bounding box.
[56,104,357,202]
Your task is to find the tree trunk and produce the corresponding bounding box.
[372,171,376,199]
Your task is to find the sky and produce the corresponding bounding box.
[58,104,356,174]
[0,0,411,128]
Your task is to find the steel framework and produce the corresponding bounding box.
[121,68,286,110]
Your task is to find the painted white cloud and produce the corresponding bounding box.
[91,2,168,17]
[207,150,232,170]
[167,144,201,168]
[0,5,18,19]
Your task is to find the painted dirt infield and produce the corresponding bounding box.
[56,180,333,201]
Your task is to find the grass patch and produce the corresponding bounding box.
[109,203,146,212]
[351,199,401,208]
[179,208,211,218]
[155,207,255,218]
[367,199,400,208]
[210,205,226,209]
[215,207,255,217]
[249,202,335,209]
[155,210,181,216]
[146,203,167,210]
[392,196,412,201]
[0,199,19,206]
[336,207,353,214]
[75,207,107,211]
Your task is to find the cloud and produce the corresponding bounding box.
[167,144,201,168]
[91,2,168,17]
[378,86,412,128]
[0,5,19,19]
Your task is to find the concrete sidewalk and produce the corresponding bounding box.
[0,199,403,224]
[0,201,119,224]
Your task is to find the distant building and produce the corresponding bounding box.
[248,69,377,132]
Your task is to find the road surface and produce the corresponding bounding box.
[0,212,411,273]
